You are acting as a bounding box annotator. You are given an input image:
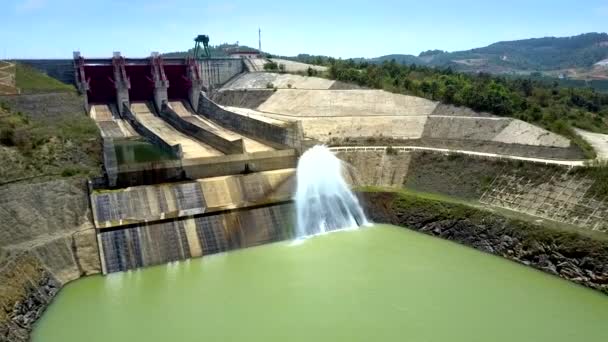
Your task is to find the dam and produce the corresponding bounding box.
[71,52,304,274]
[2,49,608,342]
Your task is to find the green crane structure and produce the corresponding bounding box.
[193,35,210,59]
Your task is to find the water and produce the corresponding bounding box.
[114,139,177,165]
[33,225,608,342]
[295,145,367,237]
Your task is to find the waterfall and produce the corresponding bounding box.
[295,145,368,238]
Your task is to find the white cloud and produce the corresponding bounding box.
[15,0,47,12]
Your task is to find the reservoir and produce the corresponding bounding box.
[33,225,608,342]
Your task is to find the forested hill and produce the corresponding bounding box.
[428,32,608,70]
[286,33,608,74]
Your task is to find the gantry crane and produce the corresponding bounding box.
[193,35,210,59]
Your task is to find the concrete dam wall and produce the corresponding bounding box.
[91,169,296,273]
[98,203,294,273]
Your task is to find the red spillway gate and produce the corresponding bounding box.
[77,55,194,106]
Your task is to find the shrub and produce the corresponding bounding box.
[61,167,79,177]
[0,127,15,146]
[263,61,278,71]
[266,82,275,89]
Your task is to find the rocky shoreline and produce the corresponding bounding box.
[0,253,62,342]
[359,191,608,294]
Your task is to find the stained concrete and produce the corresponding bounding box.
[199,94,302,149]
[199,58,243,90]
[211,89,275,109]
[90,104,138,138]
[258,89,438,117]
[422,116,511,141]
[169,101,273,152]
[222,72,335,90]
[338,150,412,187]
[494,120,571,148]
[243,58,267,72]
[91,168,295,229]
[98,202,294,273]
[130,102,222,158]
[282,115,428,142]
[269,58,328,72]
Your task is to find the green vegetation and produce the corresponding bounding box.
[263,61,285,72]
[16,63,75,94]
[0,100,100,183]
[263,61,279,71]
[287,33,608,72]
[324,59,608,156]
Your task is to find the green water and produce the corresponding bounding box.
[114,139,177,165]
[33,225,608,342]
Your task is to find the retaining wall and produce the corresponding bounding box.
[91,169,295,229]
[199,58,243,90]
[211,89,275,108]
[159,104,244,154]
[121,104,183,158]
[199,93,303,150]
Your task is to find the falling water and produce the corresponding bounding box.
[295,145,368,238]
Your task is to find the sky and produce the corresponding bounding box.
[1,0,607,59]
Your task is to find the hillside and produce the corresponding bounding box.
[0,66,100,184]
[285,33,608,80]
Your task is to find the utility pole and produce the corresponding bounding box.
[258,27,262,54]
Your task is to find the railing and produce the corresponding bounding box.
[328,145,587,167]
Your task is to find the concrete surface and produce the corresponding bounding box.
[222,72,335,90]
[91,168,295,229]
[169,101,273,152]
[494,120,571,148]
[575,128,608,160]
[90,104,138,138]
[222,105,291,126]
[422,116,511,141]
[130,102,222,158]
[338,150,412,187]
[98,202,294,273]
[269,58,328,72]
[329,146,587,166]
[243,58,267,72]
[481,173,608,232]
[199,58,243,90]
[258,89,438,117]
[264,115,428,142]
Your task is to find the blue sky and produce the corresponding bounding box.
[1,0,607,59]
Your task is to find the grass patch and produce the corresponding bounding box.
[15,63,75,94]
[0,101,101,183]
